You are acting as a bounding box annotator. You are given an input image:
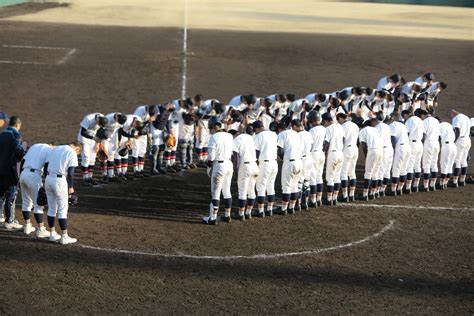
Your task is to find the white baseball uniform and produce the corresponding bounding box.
[359,126,383,181]
[254,131,278,197]
[299,129,314,192]
[45,145,78,220]
[208,131,234,202]
[439,122,457,175]
[309,125,326,186]
[77,113,103,168]
[390,121,411,178]
[405,115,425,174]
[233,133,259,201]
[324,123,344,186]
[376,121,394,180]
[422,116,441,174]
[377,76,393,92]
[20,144,52,214]
[133,105,150,158]
[277,129,303,194]
[340,120,359,182]
[452,113,471,169]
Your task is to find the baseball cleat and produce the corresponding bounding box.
[48,231,61,242]
[349,196,356,202]
[59,234,77,245]
[23,223,36,235]
[109,176,122,182]
[101,176,109,184]
[308,201,316,208]
[255,212,265,218]
[150,169,161,176]
[287,208,295,214]
[134,172,144,178]
[235,214,245,221]
[158,167,168,174]
[181,164,190,170]
[411,186,419,193]
[201,216,217,225]
[386,191,397,196]
[220,216,231,223]
[36,227,50,239]
[301,203,308,210]
[166,166,176,173]
[245,213,252,220]
[265,210,273,217]
[142,172,151,178]
[403,189,412,195]
[119,174,128,181]
[4,220,22,231]
[448,182,458,188]
[188,163,197,169]
[332,199,338,206]
[359,195,369,201]
[0,216,4,224]
[459,181,466,187]
[294,205,301,212]
[340,196,350,203]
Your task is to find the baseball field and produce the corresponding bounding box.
[0,0,473,314]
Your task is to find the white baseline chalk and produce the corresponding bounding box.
[0,60,47,65]
[77,220,395,260]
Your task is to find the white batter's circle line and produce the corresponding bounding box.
[76,220,395,260]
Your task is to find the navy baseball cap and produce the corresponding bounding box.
[252,120,264,129]
[0,112,8,120]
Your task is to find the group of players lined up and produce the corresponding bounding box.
[73,72,472,224]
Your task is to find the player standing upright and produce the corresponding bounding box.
[337,113,359,202]
[322,113,344,205]
[448,109,472,187]
[307,111,326,207]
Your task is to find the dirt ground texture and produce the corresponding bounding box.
[0,4,473,315]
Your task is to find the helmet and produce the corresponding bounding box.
[245,125,254,135]
[208,116,221,130]
[230,111,243,123]
[269,121,278,132]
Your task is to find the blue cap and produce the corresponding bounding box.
[0,112,8,120]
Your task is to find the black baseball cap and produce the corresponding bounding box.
[252,120,264,129]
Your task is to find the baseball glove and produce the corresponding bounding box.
[69,192,78,206]
[165,134,177,149]
[96,143,109,163]
[37,187,47,206]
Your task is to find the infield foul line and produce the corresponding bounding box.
[77,220,394,260]
[345,203,474,212]
[0,60,48,65]
[181,0,188,99]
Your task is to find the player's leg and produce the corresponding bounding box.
[348,150,358,201]
[245,169,258,218]
[289,161,302,212]
[452,143,463,186]
[56,180,75,245]
[45,177,60,242]
[237,167,250,219]
[340,151,350,201]
[280,160,291,214]
[429,144,440,190]
[332,154,343,204]
[256,163,268,217]
[326,154,335,205]
[266,161,278,216]
[412,144,423,192]
[203,163,223,224]
[459,142,471,185]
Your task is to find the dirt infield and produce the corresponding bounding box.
[0,12,473,315]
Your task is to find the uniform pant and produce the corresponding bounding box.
[211,160,233,200]
[407,141,423,174]
[454,139,471,168]
[132,135,147,158]
[299,156,313,192]
[379,146,394,180]
[19,171,44,214]
[45,175,69,220]
[178,139,194,166]
[310,151,325,185]
[439,143,457,174]
[422,140,440,174]
[364,148,383,180]
[325,151,344,186]
[281,159,302,194]
[391,144,411,177]
[80,139,97,167]
[237,162,259,200]
[340,147,358,182]
[0,179,17,224]
[256,160,278,197]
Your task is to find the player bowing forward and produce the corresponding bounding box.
[202,117,234,225]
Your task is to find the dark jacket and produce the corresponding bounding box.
[0,128,26,185]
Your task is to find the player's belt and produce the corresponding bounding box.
[445,141,450,144]
[217,161,224,163]
[411,140,417,142]
[29,169,40,173]
[346,145,352,147]
[302,155,307,158]
[460,136,465,138]
[48,173,63,178]
[399,143,405,145]
[262,159,276,162]
[244,161,256,164]
[289,159,295,162]
[383,146,388,148]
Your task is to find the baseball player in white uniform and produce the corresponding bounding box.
[149,103,173,174]
[448,109,472,187]
[133,105,154,175]
[359,120,384,200]
[403,110,425,193]
[336,113,359,202]
[195,99,223,166]
[307,111,326,207]
[19,143,53,237]
[322,113,344,205]
[77,113,108,185]
[421,109,441,191]
[425,81,447,109]
[104,112,127,182]
[373,112,394,196]
[438,120,457,189]
[253,120,278,217]
[377,74,402,93]
[233,127,259,220]
[45,142,81,244]
[277,121,303,214]
[116,114,142,179]
[297,119,313,210]
[178,97,200,170]
[202,117,234,225]
[388,113,411,196]
[415,72,434,90]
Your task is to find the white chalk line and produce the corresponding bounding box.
[57,48,77,65]
[2,44,72,50]
[0,60,47,65]
[346,203,474,212]
[181,0,188,99]
[76,220,395,260]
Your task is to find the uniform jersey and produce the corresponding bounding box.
[305,93,317,105]
[309,125,326,152]
[452,113,471,143]
[229,95,245,109]
[299,130,313,157]
[405,116,425,142]
[423,116,440,142]
[359,126,383,149]
[400,82,420,101]
[376,122,392,148]
[123,114,142,134]
[254,131,278,162]
[47,145,78,176]
[325,123,344,152]
[134,105,151,122]
[105,113,123,133]
[79,113,104,138]
[277,129,302,160]
[208,131,234,162]
[23,144,52,171]
[390,121,410,146]
[341,121,359,148]
[439,122,455,143]
[377,76,392,91]
[233,134,257,163]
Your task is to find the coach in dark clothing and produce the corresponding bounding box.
[0,116,26,228]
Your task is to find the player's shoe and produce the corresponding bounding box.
[459,181,466,187]
[301,203,308,210]
[48,231,61,242]
[23,223,36,235]
[173,165,182,172]
[166,166,176,173]
[220,216,231,223]
[133,172,144,178]
[255,211,265,218]
[332,199,338,206]
[4,220,22,230]
[294,205,301,212]
[245,213,252,220]
[36,227,50,239]
[308,201,316,208]
[158,167,168,174]
[359,195,369,201]
[287,208,295,214]
[109,176,122,182]
[188,163,197,169]
[59,234,77,245]
[150,169,161,176]
[101,176,110,184]
[202,216,217,225]
[119,174,128,181]
[0,216,5,224]
[181,164,190,170]
[265,210,273,217]
[340,196,350,203]
[386,190,397,196]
